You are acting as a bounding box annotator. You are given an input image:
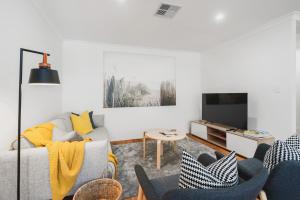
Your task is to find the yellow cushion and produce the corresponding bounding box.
[70,111,93,135]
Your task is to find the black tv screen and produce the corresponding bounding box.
[202,93,248,130]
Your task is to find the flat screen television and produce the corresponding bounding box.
[202,93,248,130]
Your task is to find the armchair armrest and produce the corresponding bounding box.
[215,151,225,160]
[197,153,217,167]
[134,165,160,200]
[253,143,271,162]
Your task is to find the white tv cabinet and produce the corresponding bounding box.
[190,120,274,158]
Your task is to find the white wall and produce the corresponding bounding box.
[62,40,202,141]
[202,15,297,140]
[0,0,62,151]
[297,34,300,131]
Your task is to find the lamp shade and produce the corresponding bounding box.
[28,52,60,85]
[29,68,60,84]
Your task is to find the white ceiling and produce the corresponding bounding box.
[31,0,300,51]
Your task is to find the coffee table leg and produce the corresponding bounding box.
[172,141,176,152]
[157,140,161,169]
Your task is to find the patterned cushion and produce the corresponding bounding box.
[263,140,300,172]
[285,135,300,150]
[179,151,238,189]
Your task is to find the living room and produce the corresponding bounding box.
[1,0,300,200]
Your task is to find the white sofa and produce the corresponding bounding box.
[0,113,113,200]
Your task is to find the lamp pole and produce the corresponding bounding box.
[17,48,51,200]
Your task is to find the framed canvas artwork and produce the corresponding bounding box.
[103,52,176,108]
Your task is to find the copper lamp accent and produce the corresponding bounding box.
[28,51,60,84]
[39,53,51,68]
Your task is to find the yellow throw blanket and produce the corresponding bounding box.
[46,139,91,200]
[108,152,118,178]
[22,123,55,147]
[22,123,91,200]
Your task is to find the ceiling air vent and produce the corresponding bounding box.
[155,3,181,18]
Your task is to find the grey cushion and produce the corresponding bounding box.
[50,119,67,131]
[93,114,104,127]
[52,128,83,142]
[150,174,179,198]
[53,112,73,132]
[10,137,34,150]
[81,127,110,141]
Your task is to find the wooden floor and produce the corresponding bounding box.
[123,134,255,200]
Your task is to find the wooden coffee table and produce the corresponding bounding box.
[143,129,186,169]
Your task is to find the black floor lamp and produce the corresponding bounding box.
[17,48,60,200]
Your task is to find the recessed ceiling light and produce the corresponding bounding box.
[215,13,225,22]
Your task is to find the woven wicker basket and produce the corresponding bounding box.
[73,178,122,200]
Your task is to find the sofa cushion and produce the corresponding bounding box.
[179,150,238,189]
[52,128,83,142]
[10,137,35,150]
[72,111,97,129]
[263,140,300,172]
[53,113,73,132]
[93,114,104,127]
[50,119,67,131]
[81,127,110,141]
[71,112,93,135]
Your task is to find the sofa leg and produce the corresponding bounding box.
[259,190,267,200]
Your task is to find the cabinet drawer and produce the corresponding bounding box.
[227,133,257,158]
[191,122,207,140]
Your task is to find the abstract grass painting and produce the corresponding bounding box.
[104,52,176,108]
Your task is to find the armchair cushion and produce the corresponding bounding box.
[263,140,300,172]
[238,158,263,180]
[179,151,238,189]
[151,175,179,198]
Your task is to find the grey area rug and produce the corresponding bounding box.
[111,137,215,199]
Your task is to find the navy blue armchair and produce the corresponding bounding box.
[216,143,300,200]
[134,153,268,200]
